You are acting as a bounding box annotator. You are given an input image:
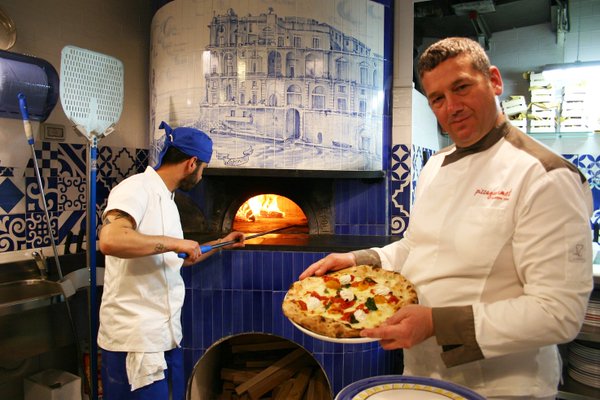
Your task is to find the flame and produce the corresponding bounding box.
[236,194,285,222]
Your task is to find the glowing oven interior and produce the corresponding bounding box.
[233,194,309,241]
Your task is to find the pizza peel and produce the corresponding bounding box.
[177,224,299,258]
[60,45,123,400]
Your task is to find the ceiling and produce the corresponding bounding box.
[414,0,558,44]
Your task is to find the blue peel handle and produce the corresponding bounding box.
[177,244,214,259]
[17,93,34,145]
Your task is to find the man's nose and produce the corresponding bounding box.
[445,93,463,114]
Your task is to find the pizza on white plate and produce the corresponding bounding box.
[282,265,418,338]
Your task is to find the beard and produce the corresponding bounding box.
[178,163,201,192]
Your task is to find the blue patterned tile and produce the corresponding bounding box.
[57,210,85,245]
[112,147,138,180]
[391,143,410,182]
[57,176,86,211]
[136,149,149,173]
[0,167,14,176]
[0,214,26,251]
[26,211,59,249]
[97,146,116,179]
[26,141,59,178]
[57,143,87,178]
[0,177,25,213]
[26,176,59,213]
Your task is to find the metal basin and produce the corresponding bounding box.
[0,279,63,317]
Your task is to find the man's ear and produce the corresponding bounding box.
[185,156,198,172]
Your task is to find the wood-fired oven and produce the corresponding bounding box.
[179,170,400,398]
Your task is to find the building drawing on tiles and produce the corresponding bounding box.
[185,7,384,170]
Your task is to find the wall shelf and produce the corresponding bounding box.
[527,131,598,139]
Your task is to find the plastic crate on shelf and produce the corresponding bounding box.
[501,96,527,116]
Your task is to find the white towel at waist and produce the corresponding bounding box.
[126,352,167,391]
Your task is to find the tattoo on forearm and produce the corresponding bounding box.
[155,243,166,253]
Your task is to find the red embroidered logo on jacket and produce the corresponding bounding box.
[474,188,512,201]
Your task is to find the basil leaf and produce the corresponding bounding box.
[365,297,378,311]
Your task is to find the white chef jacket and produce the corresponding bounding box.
[98,166,185,352]
[369,123,594,398]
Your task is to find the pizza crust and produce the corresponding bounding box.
[282,265,418,338]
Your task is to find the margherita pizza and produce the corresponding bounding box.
[282,265,418,338]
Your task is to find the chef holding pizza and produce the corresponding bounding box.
[301,37,594,400]
[98,122,244,400]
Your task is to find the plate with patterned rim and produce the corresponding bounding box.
[335,375,486,400]
[289,320,379,344]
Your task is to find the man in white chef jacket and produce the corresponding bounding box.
[97,121,244,400]
[301,37,594,399]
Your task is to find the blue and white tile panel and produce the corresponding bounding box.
[0,141,148,252]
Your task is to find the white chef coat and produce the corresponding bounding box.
[372,123,594,398]
[98,166,185,352]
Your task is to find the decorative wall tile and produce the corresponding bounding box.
[26,177,59,213]
[0,177,25,214]
[0,140,147,250]
[57,143,87,178]
[0,167,14,177]
[113,147,139,181]
[97,146,116,179]
[26,141,59,178]
[26,211,59,249]
[58,176,86,211]
[0,214,26,252]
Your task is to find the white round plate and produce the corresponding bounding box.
[335,375,486,400]
[289,320,378,344]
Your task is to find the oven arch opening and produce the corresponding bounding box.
[232,193,308,234]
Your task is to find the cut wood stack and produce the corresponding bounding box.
[216,335,332,400]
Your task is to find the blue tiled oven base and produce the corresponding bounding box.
[181,249,399,396]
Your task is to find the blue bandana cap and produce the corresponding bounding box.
[154,121,213,169]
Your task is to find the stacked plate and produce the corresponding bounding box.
[584,290,600,328]
[567,340,600,388]
[335,375,486,400]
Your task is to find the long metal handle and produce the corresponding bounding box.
[178,224,298,259]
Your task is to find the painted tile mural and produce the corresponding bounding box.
[150,0,388,171]
[0,141,148,252]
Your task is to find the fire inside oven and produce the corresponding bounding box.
[232,194,309,244]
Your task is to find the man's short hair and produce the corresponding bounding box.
[417,37,491,81]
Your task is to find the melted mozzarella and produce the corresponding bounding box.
[354,309,367,322]
[373,284,391,296]
[338,274,352,285]
[306,296,322,311]
[339,288,354,301]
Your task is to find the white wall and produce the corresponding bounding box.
[417,0,600,154]
[488,0,600,153]
[487,0,600,102]
[0,0,151,169]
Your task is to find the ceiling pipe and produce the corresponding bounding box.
[468,10,492,50]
